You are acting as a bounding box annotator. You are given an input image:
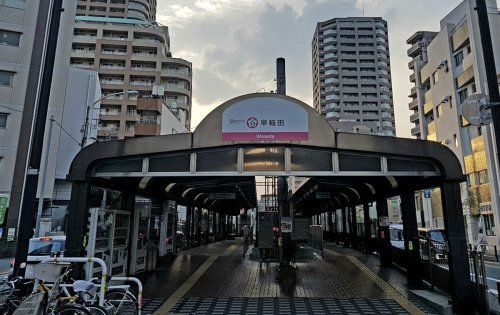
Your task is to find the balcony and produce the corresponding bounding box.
[100,65,126,70]
[408,56,422,69]
[456,65,475,88]
[164,84,190,95]
[410,112,419,122]
[408,98,418,110]
[407,42,423,58]
[131,67,157,72]
[381,103,392,110]
[73,35,97,42]
[136,97,162,113]
[411,126,421,137]
[409,86,417,98]
[377,45,387,52]
[409,72,415,83]
[135,121,160,136]
[101,50,128,56]
[452,21,469,51]
[130,81,154,86]
[100,79,124,85]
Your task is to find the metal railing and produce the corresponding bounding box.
[419,237,489,312]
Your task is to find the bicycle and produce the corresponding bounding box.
[13,262,99,315]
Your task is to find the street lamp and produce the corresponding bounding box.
[81,90,139,147]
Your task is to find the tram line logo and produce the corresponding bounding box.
[246,117,258,129]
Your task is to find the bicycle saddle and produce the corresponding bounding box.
[72,280,95,293]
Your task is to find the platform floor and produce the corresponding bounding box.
[138,239,438,314]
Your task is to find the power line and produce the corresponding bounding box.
[257,78,277,92]
[0,103,34,116]
[51,119,81,146]
[0,103,81,146]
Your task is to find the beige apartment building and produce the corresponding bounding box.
[72,0,192,139]
[407,0,500,245]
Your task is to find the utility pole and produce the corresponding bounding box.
[34,115,54,237]
[14,0,63,274]
[476,0,500,165]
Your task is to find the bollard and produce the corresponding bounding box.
[497,282,500,304]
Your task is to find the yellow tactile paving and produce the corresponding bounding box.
[324,248,425,315]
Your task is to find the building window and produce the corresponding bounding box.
[472,83,477,93]
[0,29,21,46]
[478,169,489,184]
[0,113,7,128]
[0,0,26,9]
[0,71,14,87]
[436,104,443,118]
[458,88,468,103]
[484,213,496,236]
[454,134,459,147]
[432,70,439,85]
[454,51,464,67]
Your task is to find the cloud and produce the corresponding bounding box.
[158,0,464,136]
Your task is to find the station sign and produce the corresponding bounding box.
[281,217,293,233]
[208,193,236,200]
[222,96,308,141]
[315,192,331,199]
[0,194,8,225]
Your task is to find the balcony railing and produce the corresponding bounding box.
[131,67,157,71]
[130,81,154,86]
[101,50,128,55]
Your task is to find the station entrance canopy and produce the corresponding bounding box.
[66,93,471,311]
[68,93,462,213]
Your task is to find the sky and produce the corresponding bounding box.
[157,0,464,138]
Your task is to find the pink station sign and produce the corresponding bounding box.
[221,97,309,141]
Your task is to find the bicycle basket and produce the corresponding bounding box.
[12,292,44,315]
[33,262,69,283]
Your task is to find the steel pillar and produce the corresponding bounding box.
[350,206,358,249]
[363,203,371,252]
[400,191,422,287]
[440,181,473,313]
[65,182,90,278]
[341,207,348,246]
[376,197,392,266]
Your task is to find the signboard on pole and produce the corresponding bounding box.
[208,193,236,200]
[281,217,293,233]
[222,97,308,141]
[315,192,331,199]
[378,216,389,227]
[0,194,8,225]
[7,228,15,241]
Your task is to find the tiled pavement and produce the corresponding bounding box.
[139,239,437,314]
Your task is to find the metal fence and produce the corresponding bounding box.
[308,225,323,256]
[419,237,489,313]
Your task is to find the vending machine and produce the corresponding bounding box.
[159,200,177,257]
[86,208,131,279]
[129,202,150,275]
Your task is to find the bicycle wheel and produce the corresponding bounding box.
[55,304,93,315]
[86,305,109,315]
[104,289,137,315]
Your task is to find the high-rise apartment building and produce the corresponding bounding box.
[312,17,395,136]
[72,0,192,139]
[407,0,500,245]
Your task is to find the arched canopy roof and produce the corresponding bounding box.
[68,93,464,214]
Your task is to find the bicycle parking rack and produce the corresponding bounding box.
[41,257,107,307]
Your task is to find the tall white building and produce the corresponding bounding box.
[407,0,500,245]
[312,17,395,136]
